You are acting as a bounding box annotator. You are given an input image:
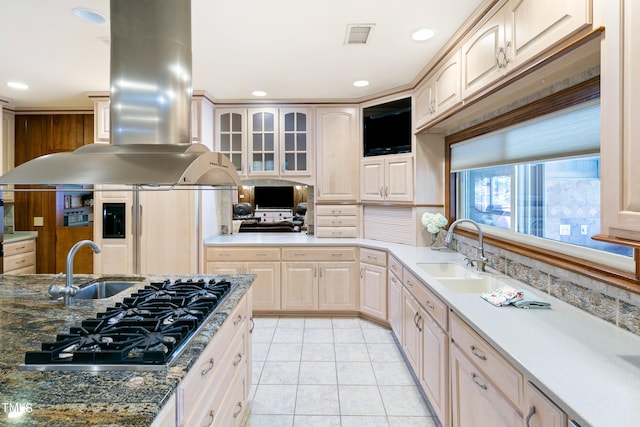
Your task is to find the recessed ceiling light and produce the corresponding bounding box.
[72,7,108,25]
[412,28,435,41]
[6,81,29,90]
[252,90,267,97]
[353,80,370,88]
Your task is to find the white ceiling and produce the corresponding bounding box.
[0,0,483,109]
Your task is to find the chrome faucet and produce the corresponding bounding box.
[444,219,487,271]
[60,240,101,305]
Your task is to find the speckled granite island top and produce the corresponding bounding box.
[0,273,254,427]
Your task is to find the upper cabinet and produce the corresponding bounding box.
[461,0,592,101]
[361,154,414,203]
[1,108,15,202]
[415,50,462,128]
[316,107,359,201]
[599,0,640,242]
[93,98,110,143]
[215,107,312,181]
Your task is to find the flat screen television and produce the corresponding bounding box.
[363,97,412,157]
[254,186,294,209]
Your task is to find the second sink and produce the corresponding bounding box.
[75,281,139,299]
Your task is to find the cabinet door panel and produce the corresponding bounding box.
[402,289,421,374]
[247,261,281,311]
[319,261,358,310]
[508,0,591,68]
[360,159,385,201]
[388,271,403,340]
[420,311,449,426]
[316,108,359,201]
[282,262,317,310]
[461,7,506,98]
[434,50,461,114]
[360,263,387,320]
[525,382,567,427]
[385,156,413,202]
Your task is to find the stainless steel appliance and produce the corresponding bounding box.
[20,278,235,371]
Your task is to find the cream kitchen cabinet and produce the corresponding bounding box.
[359,247,387,321]
[216,107,311,179]
[1,108,15,203]
[450,313,524,427]
[177,290,251,427]
[315,204,359,238]
[461,0,591,101]
[525,382,567,427]
[92,97,110,143]
[402,288,423,375]
[599,0,640,243]
[206,247,281,311]
[387,255,403,340]
[3,238,36,274]
[281,247,358,311]
[315,107,359,201]
[415,50,462,129]
[360,154,413,202]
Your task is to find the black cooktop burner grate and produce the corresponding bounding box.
[24,277,235,368]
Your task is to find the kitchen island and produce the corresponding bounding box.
[0,273,254,427]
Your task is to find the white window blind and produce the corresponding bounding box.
[450,101,600,172]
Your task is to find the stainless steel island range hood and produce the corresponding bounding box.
[0,0,240,188]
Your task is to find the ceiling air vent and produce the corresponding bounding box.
[345,24,375,45]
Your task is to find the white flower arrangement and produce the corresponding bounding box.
[421,212,448,236]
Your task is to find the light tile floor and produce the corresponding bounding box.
[245,317,439,427]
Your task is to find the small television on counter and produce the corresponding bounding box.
[363,97,412,157]
[254,186,294,209]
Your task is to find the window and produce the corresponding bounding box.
[453,100,634,265]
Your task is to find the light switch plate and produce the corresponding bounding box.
[559,224,571,236]
[33,216,44,226]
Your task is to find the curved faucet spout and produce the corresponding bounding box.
[63,240,101,305]
[444,219,487,271]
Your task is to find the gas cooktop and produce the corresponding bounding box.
[20,277,235,372]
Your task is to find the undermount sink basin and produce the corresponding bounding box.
[417,263,481,278]
[75,281,139,299]
[417,263,511,293]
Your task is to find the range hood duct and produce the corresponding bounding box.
[0,0,240,187]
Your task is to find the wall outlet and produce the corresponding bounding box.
[33,216,44,227]
[559,224,571,236]
[580,225,588,235]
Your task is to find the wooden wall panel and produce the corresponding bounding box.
[13,114,94,274]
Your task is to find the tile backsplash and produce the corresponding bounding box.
[454,234,640,337]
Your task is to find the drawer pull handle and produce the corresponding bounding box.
[406,279,413,287]
[294,252,306,256]
[391,277,397,283]
[205,409,215,426]
[233,402,243,418]
[471,373,488,390]
[367,255,377,260]
[219,253,231,257]
[470,345,487,361]
[250,317,255,333]
[201,358,215,376]
[416,314,423,332]
[17,260,26,264]
[424,300,435,310]
[233,352,243,367]
[233,315,243,326]
[332,253,344,257]
[331,220,342,225]
[526,405,536,427]
[256,253,268,257]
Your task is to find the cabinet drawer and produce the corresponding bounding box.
[180,295,247,415]
[183,330,247,427]
[388,255,403,278]
[6,264,37,275]
[4,239,35,257]
[282,247,357,261]
[316,216,358,227]
[359,247,386,267]
[403,269,447,329]
[316,205,358,216]
[315,227,358,238]
[450,314,524,409]
[206,247,281,262]
[4,252,36,272]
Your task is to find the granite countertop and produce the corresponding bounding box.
[0,273,254,427]
[206,233,640,427]
[4,231,38,244]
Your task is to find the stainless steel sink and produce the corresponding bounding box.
[75,281,139,299]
